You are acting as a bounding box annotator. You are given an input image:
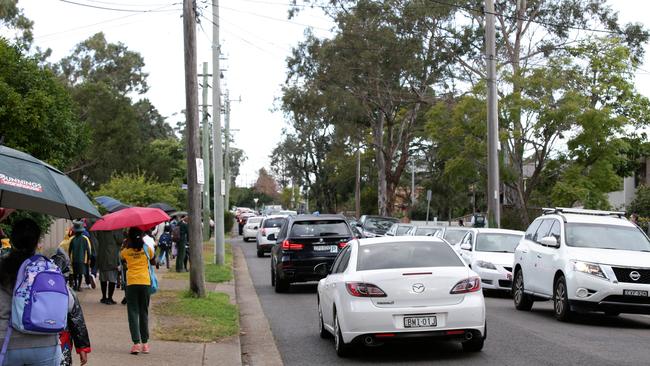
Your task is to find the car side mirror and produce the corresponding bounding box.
[540,236,559,248]
[314,263,329,276]
[253,226,258,230]
[267,233,276,241]
[460,243,472,251]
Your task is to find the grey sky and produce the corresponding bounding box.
[17,0,650,188]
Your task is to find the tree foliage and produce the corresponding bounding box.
[93,172,183,209]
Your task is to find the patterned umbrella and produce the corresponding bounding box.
[0,145,100,219]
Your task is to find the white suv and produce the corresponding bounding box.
[513,208,650,321]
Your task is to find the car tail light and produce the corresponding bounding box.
[345,282,387,297]
[338,241,349,249]
[281,240,304,250]
[450,277,481,294]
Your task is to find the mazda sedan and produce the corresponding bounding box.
[316,236,486,357]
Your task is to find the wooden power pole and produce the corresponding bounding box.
[182,0,205,297]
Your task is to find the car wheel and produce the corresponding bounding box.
[257,249,264,258]
[270,266,275,287]
[318,300,331,339]
[553,275,573,322]
[513,269,534,311]
[334,313,351,357]
[243,237,249,242]
[275,269,289,293]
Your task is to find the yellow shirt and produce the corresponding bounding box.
[120,246,154,286]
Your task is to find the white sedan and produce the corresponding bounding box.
[243,216,263,242]
[316,236,486,357]
[457,228,524,291]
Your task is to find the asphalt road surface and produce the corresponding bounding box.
[234,238,650,366]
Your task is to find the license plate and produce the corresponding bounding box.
[314,245,338,253]
[403,315,437,328]
[624,289,649,297]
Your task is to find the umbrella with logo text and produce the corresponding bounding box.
[90,207,170,231]
[0,145,100,219]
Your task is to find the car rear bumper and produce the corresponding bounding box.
[277,258,336,283]
[339,293,485,343]
[257,243,274,252]
[243,228,257,238]
[350,328,484,345]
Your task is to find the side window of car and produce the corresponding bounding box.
[533,220,552,243]
[331,246,351,274]
[548,220,561,243]
[330,249,345,273]
[277,222,288,241]
[525,220,542,240]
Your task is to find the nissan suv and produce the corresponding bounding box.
[270,215,354,293]
[512,208,650,321]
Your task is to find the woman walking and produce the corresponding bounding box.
[120,227,155,355]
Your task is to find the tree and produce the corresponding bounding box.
[254,168,279,198]
[228,147,246,187]
[630,185,650,217]
[93,172,183,209]
[0,38,88,169]
[0,0,33,48]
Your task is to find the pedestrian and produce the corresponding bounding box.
[68,221,91,292]
[176,216,188,273]
[458,219,465,227]
[630,213,639,226]
[157,225,172,270]
[0,218,65,365]
[120,227,155,355]
[95,229,123,305]
[80,220,97,290]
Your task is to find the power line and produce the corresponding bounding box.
[71,0,176,7]
[58,0,181,13]
[198,14,283,56]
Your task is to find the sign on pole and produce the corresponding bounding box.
[221,179,226,196]
[196,158,205,184]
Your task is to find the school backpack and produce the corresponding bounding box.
[171,225,181,242]
[10,254,69,334]
[159,232,172,248]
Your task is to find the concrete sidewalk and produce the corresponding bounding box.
[77,267,241,366]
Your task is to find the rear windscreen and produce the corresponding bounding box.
[444,230,469,244]
[247,218,262,224]
[263,218,285,228]
[357,242,464,271]
[289,220,351,237]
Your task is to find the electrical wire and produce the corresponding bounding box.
[58,0,181,13]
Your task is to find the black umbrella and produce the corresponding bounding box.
[0,145,100,219]
[148,202,177,213]
[95,196,131,213]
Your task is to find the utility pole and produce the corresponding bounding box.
[182,0,205,296]
[224,90,231,211]
[486,0,500,228]
[411,159,415,205]
[355,148,361,219]
[200,62,211,240]
[212,0,225,265]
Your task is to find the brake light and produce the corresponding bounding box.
[338,241,349,249]
[445,330,465,335]
[345,282,387,297]
[281,240,304,250]
[450,277,481,294]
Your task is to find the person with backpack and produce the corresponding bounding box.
[68,222,91,292]
[120,227,156,355]
[95,229,123,305]
[157,225,172,270]
[0,218,77,365]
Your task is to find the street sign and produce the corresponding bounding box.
[221,179,226,196]
[426,189,432,201]
[196,158,205,184]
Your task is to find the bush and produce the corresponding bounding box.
[629,185,650,217]
[224,210,234,234]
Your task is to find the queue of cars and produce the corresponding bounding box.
[239,208,650,357]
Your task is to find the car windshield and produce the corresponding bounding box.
[565,224,650,251]
[289,220,351,237]
[415,227,441,236]
[263,218,285,228]
[444,230,469,244]
[475,233,522,253]
[364,217,398,231]
[396,225,412,235]
[357,242,464,271]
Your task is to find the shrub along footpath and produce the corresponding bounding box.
[153,242,238,342]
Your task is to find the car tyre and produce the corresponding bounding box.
[274,269,290,293]
[270,266,275,287]
[553,275,573,322]
[513,269,534,311]
[334,314,351,357]
[318,301,331,339]
[243,237,249,242]
[257,248,264,258]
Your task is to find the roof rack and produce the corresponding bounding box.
[542,207,626,218]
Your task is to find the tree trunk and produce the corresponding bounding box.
[374,114,388,216]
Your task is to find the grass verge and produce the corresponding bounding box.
[153,290,239,342]
[164,242,233,283]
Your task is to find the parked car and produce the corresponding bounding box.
[406,225,443,236]
[316,236,486,357]
[270,214,354,293]
[237,212,256,235]
[435,227,471,247]
[256,215,287,257]
[385,223,414,236]
[457,228,524,292]
[513,207,650,321]
[346,217,364,238]
[243,216,263,242]
[278,210,298,216]
[357,215,399,237]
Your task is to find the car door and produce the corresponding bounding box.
[527,219,553,293]
[535,219,562,296]
[517,220,541,290]
[321,246,351,328]
[458,232,474,264]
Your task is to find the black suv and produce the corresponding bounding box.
[269,215,354,293]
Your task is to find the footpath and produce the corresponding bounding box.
[77,267,241,366]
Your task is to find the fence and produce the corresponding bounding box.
[41,218,72,251]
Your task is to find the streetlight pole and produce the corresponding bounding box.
[486,0,501,228]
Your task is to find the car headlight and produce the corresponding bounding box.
[572,261,607,279]
[475,260,497,270]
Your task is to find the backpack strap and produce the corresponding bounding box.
[0,314,12,364]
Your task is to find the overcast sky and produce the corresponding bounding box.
[17,0,650,188]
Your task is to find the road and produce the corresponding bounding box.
[234,238,650,366]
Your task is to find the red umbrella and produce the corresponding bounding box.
[90,207,170,231]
